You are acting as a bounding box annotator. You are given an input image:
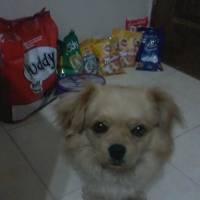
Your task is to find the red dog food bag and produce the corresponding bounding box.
[0,9,58,122]
[125,17,148,32]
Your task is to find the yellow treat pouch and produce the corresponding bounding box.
[109,37,124,74]
[112,29,142,67]
[93,39,123,76]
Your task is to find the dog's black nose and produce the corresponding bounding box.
[108,144,126,162]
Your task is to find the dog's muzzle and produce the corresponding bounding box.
[108,144,126,165]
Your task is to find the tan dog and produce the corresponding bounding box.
[57,85,181,200]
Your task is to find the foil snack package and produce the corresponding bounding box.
[136,27,163,71]
[80,39,98,74]
[109,37,124,74]
[112,29,142,67]
[61,31,83,76]
[93,38,124,76]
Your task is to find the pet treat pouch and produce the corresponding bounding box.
[93,39,123,76]
[0,9,58,122]
[109,37,124,74]
[112,29,142,67]
[80,39,98,74]
[136,27,163,71]
[61,31,83,76]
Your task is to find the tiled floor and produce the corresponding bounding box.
[1,64,200,200]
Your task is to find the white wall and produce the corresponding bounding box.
[0,0,152,40]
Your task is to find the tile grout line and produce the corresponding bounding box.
[169,162,200,186]
[174,124,200,139]
[0,116,38,132]
[2,126,57,200]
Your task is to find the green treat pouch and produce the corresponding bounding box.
[61,31,83,76]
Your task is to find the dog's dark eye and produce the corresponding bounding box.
[131,124,146,137]
[92,121,108,134]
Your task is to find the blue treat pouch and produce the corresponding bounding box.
[136,27,163,71]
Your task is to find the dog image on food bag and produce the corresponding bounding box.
[56,84,182,200]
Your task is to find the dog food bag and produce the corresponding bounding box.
[80,39,98,74]
[0,9,58,122]
[61,30,83,76]
[93,38,123,76]
[125,17,148,32]
[112,29,142,67]
[136,27,163,71]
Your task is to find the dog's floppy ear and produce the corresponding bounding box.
[149,88,182,131]
[56,85,96,137]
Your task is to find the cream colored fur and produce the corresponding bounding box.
[56,85,181,200]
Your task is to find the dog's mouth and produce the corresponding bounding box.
[110,159,125,166]
[101,159,130,172]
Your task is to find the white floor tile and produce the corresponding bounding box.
[39,98,60,126]
[0,112,40,131]
[148,164,200,200]
[106,68,156,87]
[0,99,59,131]
[8,119,82,200]
[149,70,200,136]
[0,126,53,200]
[152,67,200,110]
[170,126,200,184]
[162,69,200,100]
